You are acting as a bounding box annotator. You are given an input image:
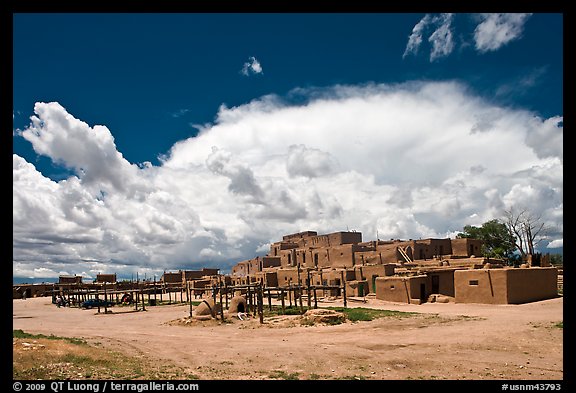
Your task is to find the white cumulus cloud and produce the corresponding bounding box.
[13,81,563,278]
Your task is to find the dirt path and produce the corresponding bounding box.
[12,296,563,380]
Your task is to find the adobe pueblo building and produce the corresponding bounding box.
[230,230,558,305]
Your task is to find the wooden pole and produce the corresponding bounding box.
[306,271,312,310]
[280,288,285,313]
[313,285,318,309]
[267,287,272,311]
[258,284,264,324]
[341,270,347,308]
[141,287,146,311]
[212,286,217,317]
[104,283,108,314]
[224,280,229,309]
[187,282,193,318]
[218,282,224,320]
[247,285,252,314]
[288,280,292,307]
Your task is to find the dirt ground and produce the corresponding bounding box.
[12,295,563,381]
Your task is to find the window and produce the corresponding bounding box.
[469,280,479,286]
[390,285,395,290]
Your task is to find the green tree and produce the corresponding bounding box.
[457,219,517,263]
[550,254,563,266]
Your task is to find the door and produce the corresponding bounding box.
[431,275,439,294]
[420,283,426,303]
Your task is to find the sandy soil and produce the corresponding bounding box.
[12,295,563,380]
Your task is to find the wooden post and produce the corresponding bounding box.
[134,289,139,311]
[306,271,312,310]
[187,282,193,318]
[104,283,108,314]
[141,287,146,311]
[267,287,272,311]
[288,280,292,308]
[218,281,224,320]
[247,285,252,314]
[168,287,172,305]
[280,288,285,313]
[313,285,318,309]
[224,280,229,309]
[341,270,347,308]
[258,284,264,324]
[298,285,304,314]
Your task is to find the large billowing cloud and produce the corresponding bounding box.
[13,81,563,278]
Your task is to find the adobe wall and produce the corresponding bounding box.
[506,267,558,304]
[451,238,483,257]
[375,277,410,303]
[454,269,509,304]
[375,242,401,262]
[375,276,427,304]
[425,269,455,297]
[96,274,117,283]
[345,280,369,297]
[354,264,395,293]
[282,231,318,242]
[412,239,452,260]
[162,272,182,284]
[328,244,356,268]
[182,270,205,280]
[303,231,362,248]
[262,256,281,268]
[276,268,301,286]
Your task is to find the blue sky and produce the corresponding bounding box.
[12,13,563,281]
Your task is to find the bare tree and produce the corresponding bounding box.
[503,208,550,258]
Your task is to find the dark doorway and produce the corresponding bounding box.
[431,275,439,294]
[237,302,245,313]
[420,283,426,303]
[314,253,318,267]
[469,244,474,256]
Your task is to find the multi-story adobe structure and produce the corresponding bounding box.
[230,230,557,305]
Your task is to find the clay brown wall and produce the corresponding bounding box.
[454,269,509,304]
[375,277,410,303]
[451,238,483,257]
[59,276,83,284]
[413,239,452,260]
[162,272,182,283]
[96,274,117,283]
[328,244,356,268]
[262,256,281,268]
[354,264,394,293]
[376,241,413,263]
[426,270,455,297]
[276,268,301,286]
[506,267,558,304]
[375,276,427,304]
